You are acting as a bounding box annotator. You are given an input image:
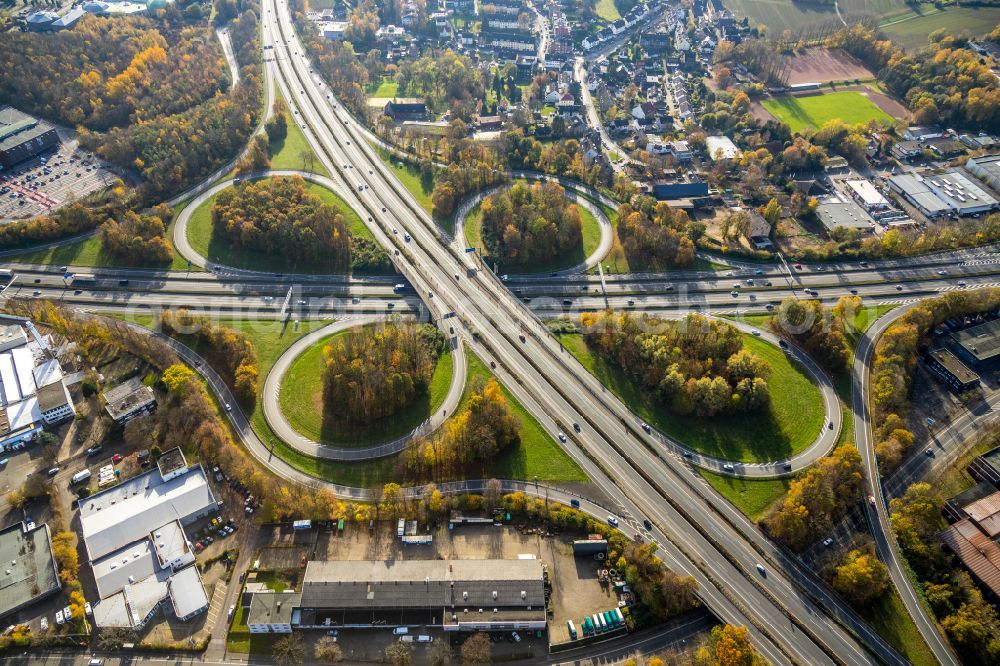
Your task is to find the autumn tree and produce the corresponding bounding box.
[99,206,173,265]
[695,624,766,666]
[831,549,889,606]
[322,321,445,427]
[765,444,863,550]
[479,181,583,269]
[615,196,696,270]
[770,297,851,373]
[580,311,770,417]
[406,378,521,476]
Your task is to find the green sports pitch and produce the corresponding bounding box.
[762,91,894,132]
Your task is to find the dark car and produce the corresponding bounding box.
[642,519,653,530]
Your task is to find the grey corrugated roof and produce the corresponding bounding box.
[300,560,545,610]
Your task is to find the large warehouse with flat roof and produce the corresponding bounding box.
[0,107,58,170]
[889,171,999,218]
[967,154,1000,192]
[951,319,1000,370]
[0,522,61,620]
[292,559,547,631]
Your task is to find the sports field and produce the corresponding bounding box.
[762,91,894,132]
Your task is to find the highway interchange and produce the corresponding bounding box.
[4,3,1000,664]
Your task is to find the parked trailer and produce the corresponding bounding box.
[401,535,433,545]
[582,617,592,636]
[597,613,606,632]
[292,520,312,530]
[567,620,577,640]
[614,608,625,626]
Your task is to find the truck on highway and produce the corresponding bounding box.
[71,469,91,485]
[70,273,97,286]
[392,283,414,294]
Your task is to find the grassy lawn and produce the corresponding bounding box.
[880,6,1000,49]
[185,177,386,274]
[368,77,399,98]
[278,324,454,447]
[465,188,603,272]
[559,332,825,463]
[373,147,446,231]
[268,93,330,178]
[762,92,894,133]
[257,343,586,486]
[7,226,191,271]
[697,469,790,522]
[595,0,620,22]
[860,588,939,666]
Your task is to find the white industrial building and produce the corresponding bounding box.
[705,135,740,161]
[845,179,889,212]
[0,319,75,450]
[888,171,999,219]
[966,154,1000,192]
[84,449,217,629]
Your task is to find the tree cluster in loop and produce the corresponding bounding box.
[480,181,582,268]
[322,321,445,427]
[580,311,771,416]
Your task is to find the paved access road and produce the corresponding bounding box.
[261,316,468,460]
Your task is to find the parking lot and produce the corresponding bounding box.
[0,135,119,222]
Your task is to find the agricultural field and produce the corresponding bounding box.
[721,0,840,34]
[879,6,1000,49]
[761,91,894,132]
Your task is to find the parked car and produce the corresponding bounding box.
[55,610,64,626]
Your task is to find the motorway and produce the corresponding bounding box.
[3,5,998,665]
[254,1,910,663]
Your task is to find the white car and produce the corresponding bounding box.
[55,610,64,626]
[607,515,618,527]
[751,329,761,336]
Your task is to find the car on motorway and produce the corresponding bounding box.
[573,422,580,432]
[607,515,618,527]
[751,329,760,336]
[643,519,652,530]
[225,403,232,412]
[570,498,580,508]
[557,432,567,443]
[958,281,967,287]
[640,422,650,433]
[937,270,947,275]
[895,284,903,290]
[730,291,738,297]
[756,564,767,577]
[722,463,735,472]
[627,299,635,306]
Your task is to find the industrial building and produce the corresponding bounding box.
[84,449,217,629]
[705,135,740,161]
[940,489,1000,600]
[0,320,75,450]
[103,376,157,425]
[0,522,61,620]
[248,591,299,634]
[925,348,980,392]
[0,107,59,170]
[815,194,873,233]
[888,171,999,218]
[966,154,1000,192]
[950,319,1000,370]
[845,179,889,212]
[290,559,547,631]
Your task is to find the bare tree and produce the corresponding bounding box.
[461,632,492,664]
[273,634,307,666]
[314,635,344,663]
[385,641,414,666]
